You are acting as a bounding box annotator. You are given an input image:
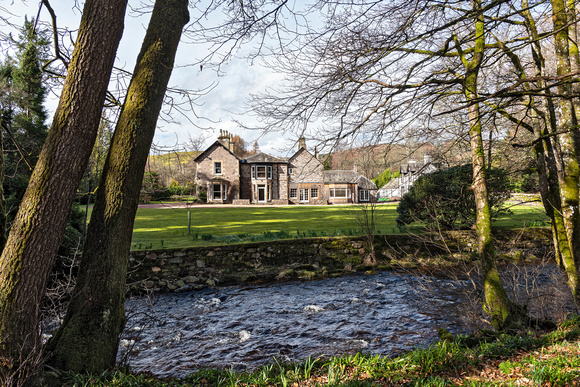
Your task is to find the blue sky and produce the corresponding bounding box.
[3,0,299,156]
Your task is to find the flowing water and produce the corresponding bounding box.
[119,271,472,378]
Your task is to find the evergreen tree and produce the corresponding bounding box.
[1,18,50,224]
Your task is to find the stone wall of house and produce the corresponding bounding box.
[126,229,551,294]
[289,149,324,184]
[276,164,288,200]
[288,183,326,205]
[240,163,252,200]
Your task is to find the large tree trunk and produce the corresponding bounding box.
[48,0,189,373]
[0,122,6,251]
[463,0,517,331]
[518,0,579,303]
[0,0,127,381]
[550,0,580,303]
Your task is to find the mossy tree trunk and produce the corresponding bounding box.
[550,0,580,303]
[513,0,578,302]
[0,0,127,381]
[48,0,189,373]
[460,0,517,331]
[0,122,6,251]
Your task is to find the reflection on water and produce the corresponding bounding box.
[120,271,471,378]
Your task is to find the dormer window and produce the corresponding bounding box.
[289,168,294,174]
[214,161,222,175]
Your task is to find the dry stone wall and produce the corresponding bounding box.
[128,236,394,293]
[127,229,551,294]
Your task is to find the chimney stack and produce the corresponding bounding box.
[229,133,234,153]
[424,154,433,164]
[298,137,306,151]
[314,146,319,159]
[218,129,231,151]
[353,163,358,173]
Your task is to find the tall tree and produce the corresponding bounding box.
[49,0,189,373]
[459,0,518,330]
[0,0,127,382]
[548,0,580,302]
[1,18,50,230]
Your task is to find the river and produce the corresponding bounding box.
[119,271,473,378]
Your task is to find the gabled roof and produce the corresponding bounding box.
[288,147,322,166]
[380,177,400,190]
[354,175,378,190]
[243,152,288,164]
[194,141,240,163]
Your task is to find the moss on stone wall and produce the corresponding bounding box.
[127,229,552,294]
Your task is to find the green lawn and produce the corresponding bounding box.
[127,203,549,250]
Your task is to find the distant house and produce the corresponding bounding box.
[377,177,401,199]
[378,155,440,200]
[195,131,377,204]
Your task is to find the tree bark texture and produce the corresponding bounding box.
[48,0,189,373]
[550,0,580,303]
[0,0,127,379]
[519,0,579,303]
[463,0,515,331]
[0,123,7,251]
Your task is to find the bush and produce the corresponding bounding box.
[396,164,510,230]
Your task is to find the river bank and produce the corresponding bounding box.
[65,314,580,386]
[127,228,552,294]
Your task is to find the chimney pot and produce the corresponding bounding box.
[298,137,306,151]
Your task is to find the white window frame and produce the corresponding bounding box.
[214,161,222,175]
[299,188,309,202]
[268,165,272,179]
[288,167,294,174]
[311,188,319,199]
[251,166,256,179]
[330,188,350,198]
[256,165,267,179]
[290,188,297,198]
[359,189,369,202]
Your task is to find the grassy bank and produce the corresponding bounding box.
[63,315,580,386]
[129,204,549,250]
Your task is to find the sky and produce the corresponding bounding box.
[3,0,299,157]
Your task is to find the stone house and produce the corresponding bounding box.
[195,132,377,204]
[193,132,242,203]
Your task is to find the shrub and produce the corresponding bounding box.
[396,164,510,230]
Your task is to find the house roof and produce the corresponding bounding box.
[323,170,360,184]
[400,160,442,175]
[288,147,322,165]
[323,171,377,189]
[193,141,240,163]
[354,175,378,190]
[380,177,400,190]
[243,152,288,164]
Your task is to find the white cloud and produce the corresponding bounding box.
[5,0,296,157]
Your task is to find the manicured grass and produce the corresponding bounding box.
[130,204,401,250]
[493,205,550,228]
[127,203,550,251]
[64,315,580,386]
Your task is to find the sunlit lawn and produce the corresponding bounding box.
[127,202,549,250]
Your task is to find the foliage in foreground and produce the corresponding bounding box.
[63,315,580,386]
[396,164,511,230]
